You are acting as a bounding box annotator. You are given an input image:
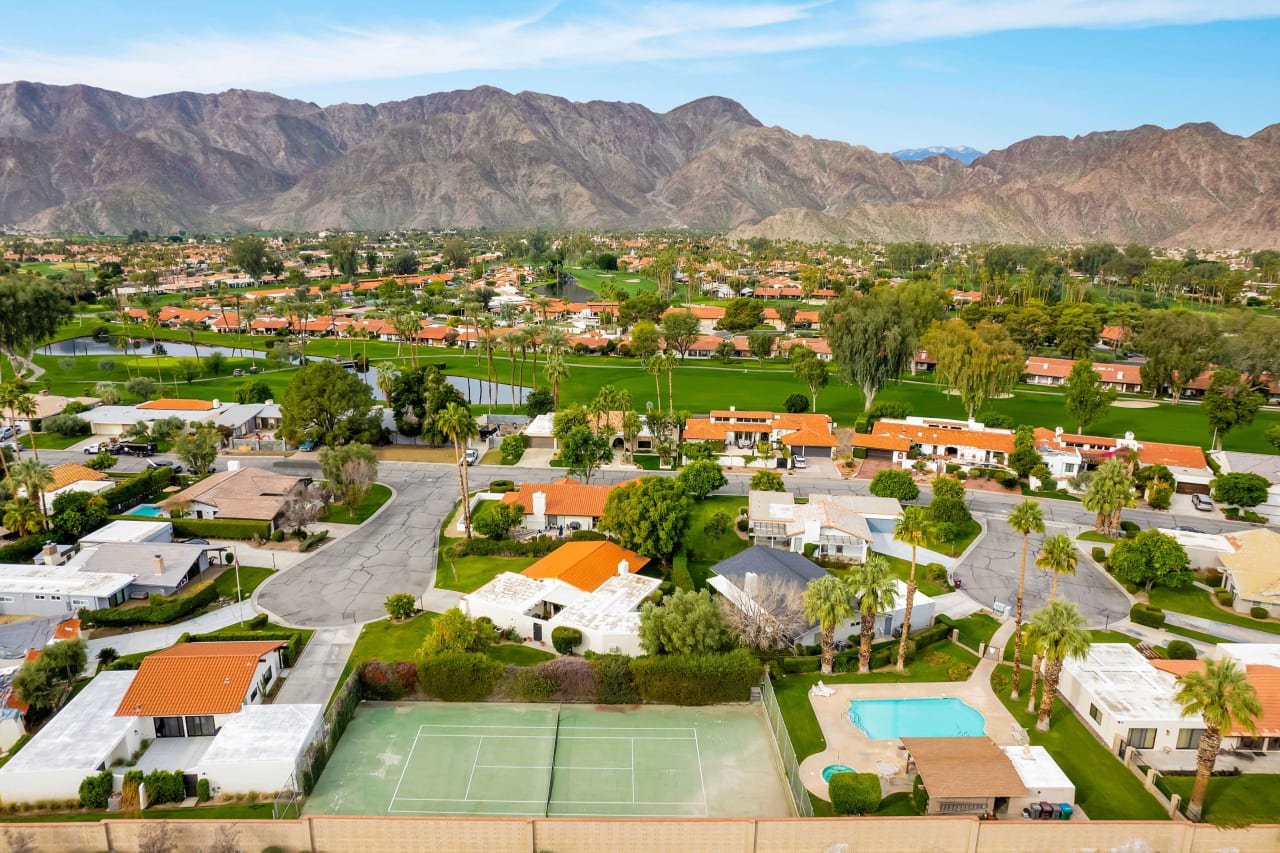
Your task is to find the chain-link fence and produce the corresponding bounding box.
[759,675,814,817]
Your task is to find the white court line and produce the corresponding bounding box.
[559,734,695,740]
[630,738,635,803]
[474,764,633,771]
[692,729,710,817]
[416,723,558,730]
[414,733,553,740]
[558,726,697,732]
[462,736,483,801]
[387,727,425,813]
[392,796,704,806]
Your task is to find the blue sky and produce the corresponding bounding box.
[2,1,1278,152]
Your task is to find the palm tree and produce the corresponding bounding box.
[0,390,41,462]
[511,329,530,402]
[524,325,542,390]
[143,302,164,381]
[502,334,522,413]
[438,403,480,538]
[662,351,678,412]
[1173,658,1263,821]
[9,458,54,523]
[374,362,398,406]
[1037,533,1078,601]
[892,507,932,672]
[2,498,42,537]
[1024,600,1091,732]
[847,555,898,674]
[621,410,642,460]
[803,575,855,676]
[1081,458,1135,538]
[1007,500,1045,699]
[645,354,664,411]
[545,353,570,409]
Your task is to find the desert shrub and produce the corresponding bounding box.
[513,667,557,702]
[829,772,881,815]
[272,529,285,542]
[736,517,749,532]
[449,535,563,558]
[1129,603,1166,629]
[42,413,91,437]
[78,770,113,809]
[1251,606,1269,620]
[1121,520,1140,538]
[924,562,948,584]
[551,626,583,655]
[536,656,598,702]
[359,660,411,700]
[703,510,732,538]
[630,649,761,705]
[946,662,973,680]
[1092,546,1106,564]
[589,654,637,704]
[1147,484,1172,510]
[1166,640,1197,660]
[990,670,1009,695]
[869,470,919,501]
[417,652,503,701]
[997,472,1019,489]
[384,593,416,621]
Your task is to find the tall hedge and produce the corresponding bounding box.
[100,467,174,514]
[143,769,185,805]
[80,582,218,627]
[589,654,639,704]
[829,771,881,815]
[630,648,762,705]
[169,517,272,540]
[0,534,47,563]
[189,627,307,667]
[418,652,504,701]
[78,769,113,809]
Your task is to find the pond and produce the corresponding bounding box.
[39,335,258,361]
[533,278,596,303]
[352,368,528,406]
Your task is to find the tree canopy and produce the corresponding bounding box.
[281,361,380,447]
[638,588,731,655]
[600,476,692,566]
[1063,358,1117,432]
[1108,529,1191,591]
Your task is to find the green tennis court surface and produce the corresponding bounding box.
[305,702,793,818]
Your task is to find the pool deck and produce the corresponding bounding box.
[798,671,1021,801]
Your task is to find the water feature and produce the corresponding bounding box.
[353,368,527,407]
[821,764,856,782]
[39,335,254,361]
[533,277,596,302]
[128,504,166,518]
[846,698,986,740]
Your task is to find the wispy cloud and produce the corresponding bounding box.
[0,1,1276,96]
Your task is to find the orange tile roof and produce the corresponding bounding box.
[778,426,839,447]
[1137,440,1208,470]
[52,619,81,641]
[682,419,732,440]
[522,541,649,593]
[872,420,1016,453]
[114,641,285,717]
[45,463,109,492]
[502,479,615,518]
[138,398,216,411]
[851,432,911,451]
[1149,661,1280,736]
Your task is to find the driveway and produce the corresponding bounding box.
[952,519,1131,626]
[273,625,362,704]
[255,461,460,628]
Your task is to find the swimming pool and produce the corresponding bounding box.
[129,504,165,517]
[821,764,856,782]
[847,697,985,740]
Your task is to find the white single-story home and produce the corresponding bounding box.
[747,491,901,563]
[500,479,617,533]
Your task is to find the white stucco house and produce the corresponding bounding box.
[747,491,902,563]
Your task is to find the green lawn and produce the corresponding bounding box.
[923,518,982,557]
[323,483,393,525]
[940,612,1002,649]
[683,495,750,588]
[835,553,951,598]
[1157,774,1280,826]
[436,555,538,593]
[20,432,86,450]
[1148,586,1280,637]
[992,666,1169,821]
[1077,531,1119,544]
[486,644,555,665]
[561,266,658,297]
[1021,485,1081,502]
[210,565,274,601]
[1163,624,1230,645]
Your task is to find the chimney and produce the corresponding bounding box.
[42,543,60,566]
[729,405,736,412]
[532,491,547,517]
[212,399,221,408]
[1055,426,1064,438]
[152,554,165,575]
[617,559,630,575]
[744,571,760,598]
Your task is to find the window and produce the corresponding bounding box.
[1089,704,1102,724]
[1127,728,1156,750]
[1064,463,1076,474]
[0,596,12,603]
[71,598,90,607]
[250,688,259,703]
[184,716,217,737]
[33,595,46,600]
[1177,729,1203,750]
[154,716,185,738]
[49,595,62,601]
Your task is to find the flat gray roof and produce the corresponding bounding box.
[195,703,323,767]
[70,543,207,587]
[0,672,136,774]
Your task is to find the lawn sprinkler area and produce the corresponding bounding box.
[305,702,793,818]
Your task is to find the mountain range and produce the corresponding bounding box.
[892,146,984,165]
[0,82,1277,247]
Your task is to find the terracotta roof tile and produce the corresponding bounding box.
[138,398,215,411]
[114,641,285,717]
[502,479,615,519]
[1149,660,1280,736]
[45,463,109,492]
[522,541,649,593]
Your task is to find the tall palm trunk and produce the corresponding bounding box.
[653,369,662,411]
[455,438,473,537]
[509,352,518,413]
[820,625,835,676]
[519,349,527,400]
[1188,727,1222,821]
[1036,659,1063,731]
[150,327,163,381]
[531,347,539,390]
[859,612,875,674]
[897,545,917,672]
[27,426,40,463]
[553,377,561,409]
[1012,532,1029,699]
[188,330,203,369]
[1026,655,1042,713]
[667,364,674,412]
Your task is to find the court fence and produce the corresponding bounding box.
[758,675,814,817]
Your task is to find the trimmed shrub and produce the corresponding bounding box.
[630,649,762,705]
[489,479,515,493]
[78,769,113,809]
[1120,520,1140,538]
[851,447,868,459]
[384,593,416,621]
[1091,546,1106,564]
[869,470,919,501]
[551,626,583,655]
[144,769,185,805]
[80,582,218,628]
[196,778,211,803]
[1251,606,1269,620]
[1202,570,1223,588]
[1130,603,1166,629]
[910,622,950,650]
[568,529,607,541]
[299,529,329,552]
[449,535,562,558]
[990,670,1010,695]
[589,654,637,704]
[188,627,308,667]
[170,517,271,540]
[780,656,822,674]
[42,412,91,437]
[736,517,749,532]
[1215,589,1234,606]
[911,774,929,815]
[99,467,174,514]
[513,667,557,702]
[1166,640,1197,660]
[417,652,504,701]
[271,529,285,542]
[946,662,974,681]
[829,772,881,815]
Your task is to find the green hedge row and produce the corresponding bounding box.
[0,534,47,563]
[189,628,308,667]
[170,517,272,540]
[418,652,505,701]
[630,649,762,705]
[144,769,185,805]
[449,535,563,558]
[101,467,174,514]
[1130,603,1166,629]
[80,582,218,627]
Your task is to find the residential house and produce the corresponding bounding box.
[662,305,724,334]
[682,408,838,458]
[462,541,658,654]
[909,350,937,375]
[0,643,323,803]
[8,393,98,427]
[83,398,223,437]
[679,335,728,359]
[1216,528,1280,618]
[501,479,616,533]
[1022,357,1143,394]
[780,337,831,361]
[902,737,1073,818]
[0,561,134,617]
[66,542,211,597]
[852,417,1014,468]
[746,491,902,563]
[709,544,931,646]
[1211,451,1280,524]
[1031,428,1211,492]
[158,467,306,530]
[41,463,113,503]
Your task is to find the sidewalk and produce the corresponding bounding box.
[84,601,255,661]
[1163,611,1280,645]
[273,625,362,705]
[971,617,1018,684]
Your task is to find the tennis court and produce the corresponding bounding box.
[305,702,793,818]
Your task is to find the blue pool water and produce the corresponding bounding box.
[847,698,985,739]
[821,764,856,782]
[129,504,165,517]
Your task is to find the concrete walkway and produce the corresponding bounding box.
[1163,611,1280,645]
[272,625,362,705]
[84,602,254,660]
